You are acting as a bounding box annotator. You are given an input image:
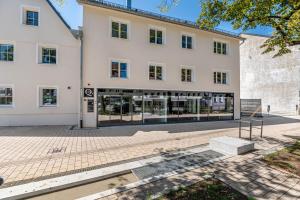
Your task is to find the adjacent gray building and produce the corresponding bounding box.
[240,33,300,116]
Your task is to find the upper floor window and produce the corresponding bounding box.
[214,41,227,55]
[149,65,163,80]
[181,68,192,82]
[39,87,57,107]
[214,72,228,85]
[0,87,13,106]
[0,44,14,62]
[26,10,39,26]
[41,48,56,64]
[150,28,164,45]
[182,35,192,49]
[111,61,128,79]
[22,6,40,27]
[111,21,128,39]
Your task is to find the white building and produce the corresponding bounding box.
[79,0,242,127]
[240,33,300,115]
[0,0,81,126]
[0,0,242,128]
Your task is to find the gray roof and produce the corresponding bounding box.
[77,0,243,40]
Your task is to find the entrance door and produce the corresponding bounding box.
[98,95,122,126]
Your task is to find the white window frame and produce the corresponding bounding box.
[38,86,59,108]
[148,25,166,45]
[109,17,130,40]
[20,5,40,27]
[213,70,230,85]
[0,84,15,108]
[109,58,130,79]
[181,32,195,49]
[148,62,166,81]
[37,44,58,65]
[0,41,15,62]
[180,66,195,83]
[213,39,229,55]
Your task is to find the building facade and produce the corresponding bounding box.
[0,0,241,127]
[240,34,300,116]
[79,0,241,127]
[0,0,81,126]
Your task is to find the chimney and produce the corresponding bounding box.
[127,0,132,9]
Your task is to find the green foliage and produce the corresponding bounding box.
[198,0,300,57]
[161,0,300,57]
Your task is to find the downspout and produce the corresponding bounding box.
[79,28,84,128]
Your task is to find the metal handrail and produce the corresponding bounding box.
[239,118,263,140]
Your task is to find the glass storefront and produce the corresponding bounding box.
[97,89,234,127]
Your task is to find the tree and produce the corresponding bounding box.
[160,0,300,57]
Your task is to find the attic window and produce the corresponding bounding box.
[22,6,40,27]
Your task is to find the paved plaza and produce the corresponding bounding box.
[0,116,299,190]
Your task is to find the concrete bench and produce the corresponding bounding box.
[209,136,255,155]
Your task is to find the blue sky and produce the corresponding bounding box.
[50,0,272,36]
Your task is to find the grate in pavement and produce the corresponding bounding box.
[47,147,67,154]
[132,150,224,180]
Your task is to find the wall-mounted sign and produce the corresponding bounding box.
[87,99,94,113]
[84,88,94,98]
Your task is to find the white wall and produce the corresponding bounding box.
[82,5,241,127]
[0,0,81,126]
[240,34,300,115]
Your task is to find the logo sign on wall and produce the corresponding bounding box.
[84,88,94,98]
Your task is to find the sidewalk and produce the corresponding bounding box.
[0,116,299,189]
[94,137,300,200]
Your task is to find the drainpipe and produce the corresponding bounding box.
[79,28,84,128]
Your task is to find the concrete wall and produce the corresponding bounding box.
[81,5,241,127]
[240,34,300,115]
[0,0,81,126]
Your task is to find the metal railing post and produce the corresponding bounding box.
[239,120,242,138]
[250,120,252,141]
[261,120,263,138]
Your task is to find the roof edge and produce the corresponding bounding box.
[46,0,81,39]
[77,0,243,40]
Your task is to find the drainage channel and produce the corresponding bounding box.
[26,172,138,200]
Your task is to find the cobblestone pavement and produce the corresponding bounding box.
[99,148,300,200]
[98,126,300,200]
[0,116,299,187]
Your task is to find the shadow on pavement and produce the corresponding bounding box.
[0,115,299,137]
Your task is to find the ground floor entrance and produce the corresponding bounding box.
[97,88,234,127]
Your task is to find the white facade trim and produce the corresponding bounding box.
[20,5,41,27]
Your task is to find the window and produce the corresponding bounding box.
[111,61,128,79]
[41,48,56,64]
[111,21,128,39]
[26,10,39,26]
[0,44,14,61]
[214,72,228,85]
[149,65,163,80]
[214,41,227,55]
[181,68,192,82]
[40,88,57,107]
[182,35,192,49]
[150,29,164,45]
[0,87,13,106]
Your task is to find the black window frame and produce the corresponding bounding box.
[26,10,39,26]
